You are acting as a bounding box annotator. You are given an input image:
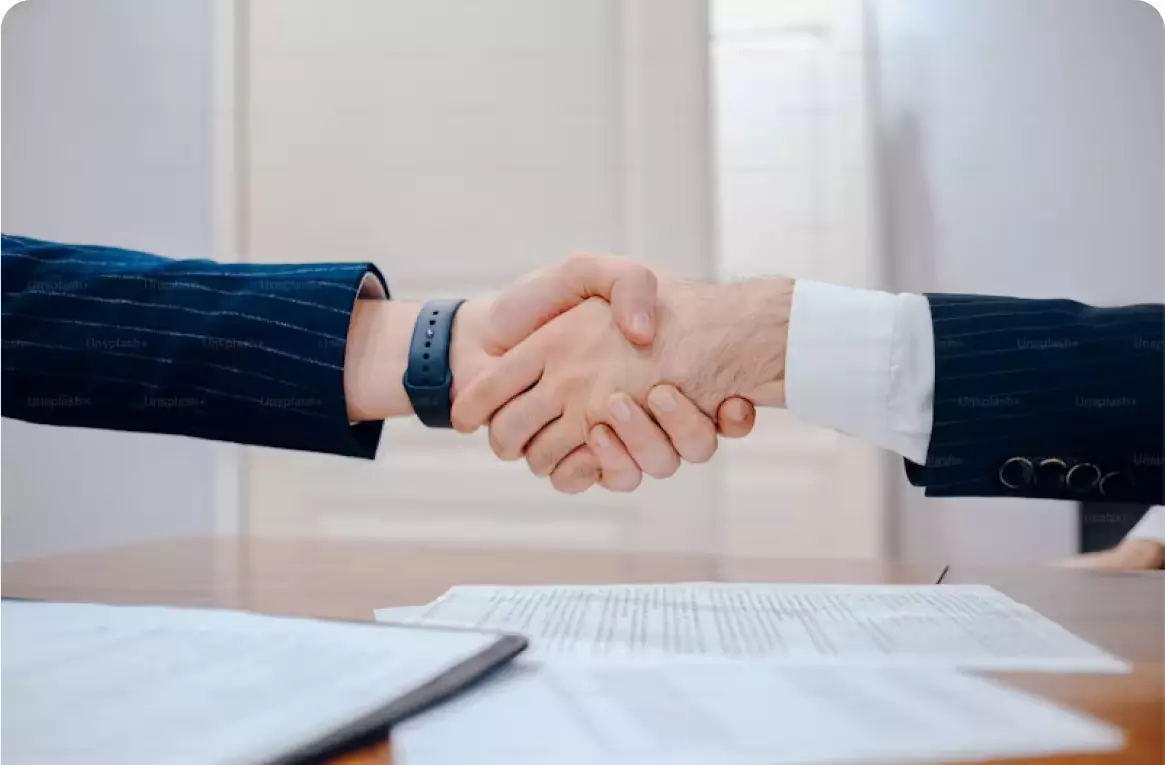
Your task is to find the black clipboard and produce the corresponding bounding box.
[1,598,527,765]
[280,621,527,765]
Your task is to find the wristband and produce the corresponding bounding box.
[403,299,466,428]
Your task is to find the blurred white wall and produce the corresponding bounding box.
[1,0,219,561]
[871,0,1164,564]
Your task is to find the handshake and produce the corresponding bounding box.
[346,254,795,494]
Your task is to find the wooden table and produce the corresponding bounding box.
[939,565,1164,765]
[3,538,1161,764]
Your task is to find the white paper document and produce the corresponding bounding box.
[2,600,507,765]
[373,604,428,623]
[379,583,1127,672]
[395,660,1123,764]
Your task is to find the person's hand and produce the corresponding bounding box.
[342,262,759,477]
[1058,539,1165,571]
[544,385,757,494]
[479,253,756,493]
[452,277,793,484]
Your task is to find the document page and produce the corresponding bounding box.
[395,659,1122,764]
[381,583,1127,672]
[2,600,507,765]
[374,605,428,623]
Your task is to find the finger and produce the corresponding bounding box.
[1057,553,1109,570]
[549,446,600,495]
[716,397,757,439]
[1060,540,1164,571]
[589,424,643,492]
[488,391,564,462]
[450,342,544,433]
[645,385,718,464]
[605,393,681,479]
[604,259,658,347]
[486,253,658,354]
[525,417,587,477]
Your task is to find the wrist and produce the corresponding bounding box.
[655,277,794,412]
[344,299,419,421]
[344,297,491,422]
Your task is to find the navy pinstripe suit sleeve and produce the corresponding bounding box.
[1,233,388,458]
[905,294,1165,505]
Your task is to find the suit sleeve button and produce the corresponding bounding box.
[1066,463,1101,492]
[999,457,1035,489]
[1099,471,1134,497]
[1036,458,1068,489]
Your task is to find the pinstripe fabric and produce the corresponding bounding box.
[2,234,388,458]
[905,294,1165,505]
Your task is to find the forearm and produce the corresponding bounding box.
[2,234,388,457]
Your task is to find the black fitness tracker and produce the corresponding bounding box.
[403,299,466,428]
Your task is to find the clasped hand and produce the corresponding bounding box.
[447,254,789,494]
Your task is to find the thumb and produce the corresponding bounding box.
[607,259,658,346]
[716,397,757,438]
[486,253,659,354]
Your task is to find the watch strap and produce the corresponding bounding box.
[402,299,466,428]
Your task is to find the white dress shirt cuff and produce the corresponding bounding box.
[785,281,934,465]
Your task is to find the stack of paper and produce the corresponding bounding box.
[396,660,1122,765]
[376,582,1128,672]
[376,583,1128,765]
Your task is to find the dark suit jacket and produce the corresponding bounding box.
[906,294,1165,506]
[2,234,386,458]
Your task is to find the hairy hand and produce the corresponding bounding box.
[648,278,794,413]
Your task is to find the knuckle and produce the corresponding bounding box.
[527,439,564,477]
[686,437,718,464]
[601,465,642,493]
[552,454,598,494]
[526,450,550,477]
[526,395,555,432]
[585,398,609,427]
[489,423,522,461]
[682,422,719,463]
[525,449,548,476]
[645,453,681,480]
[459,384,496,429]
[449,405,473,434]
[566,251,598,271]
[487,429,507,460]
[552,473,590,495]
